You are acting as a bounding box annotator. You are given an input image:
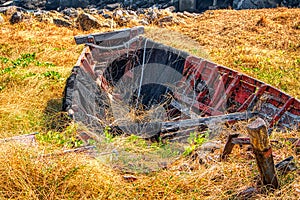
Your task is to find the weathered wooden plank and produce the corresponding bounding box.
[41,145,98,158]
[74,26,144,45]
[162,111,257,132]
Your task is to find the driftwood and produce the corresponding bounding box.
[247,118,279,189]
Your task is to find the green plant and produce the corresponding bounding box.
[104,126,114,143]
[11,53,36,68]
[183,131,209,156]
[42,71,62,80]
[0,56,9,64]
[37,124,83,148]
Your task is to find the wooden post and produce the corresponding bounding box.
[247,118,279,189]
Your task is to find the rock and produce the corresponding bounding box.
[0,7,9,14]
[159,15,173,23]
[139,19,149,25]
[0,15,4,23]
[14,0,46,10]
[60,0,90,9]
[85,8,98,15]
[1,0,13,6]
[183,11,194,18]
[53,17,73,27]
[113,9,124,19]
[105,3,121,11]
[0,6,27,15]
[61,8,79,18]
[233,0,282,10]
[165,6,176,12]
[76,12,100,31]
[176,12,188,18]
[9,11,22,24]
[136,8,146,15]
[178,0,196,12]
[282,0,300,7]
[146,8,159,21]
[123,175,137,182]
[45,0,59,10]
[101,18,117,28]
[127,10,137,16]
[135,0,149,8]
[102,13,112,19]
[46,0,91,10]
[112,9,131,25]
[33,10,51,22]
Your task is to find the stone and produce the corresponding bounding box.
[183,11,194,18]
[53,17,73,27]
[14,0,47,10]
[9,11,23,24]
[179,0,196,12]
[62,8,79,18]
[127,10,137,16]
[176,12,188,18]
[102,13,112,19]
[113,9,124,19]
[105,3,121,11]
[165,6,176,12]
[85,8,98,15]
[282,0,300,7]
[0,7,9,14]
[33,10,52,22]
[45,0,60,10]
[159,15,173,23]
[233,0,282,10]
[2,0,13,6]
[139,19,149,25]
[136,8,146,15]
[146,8,158,21]
[76,12,100,31]
[101,18,116,28]
[33,10,47,18]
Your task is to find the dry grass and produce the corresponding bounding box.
[0,8,299,199]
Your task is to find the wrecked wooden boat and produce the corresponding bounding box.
[62,26,300,141]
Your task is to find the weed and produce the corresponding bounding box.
[42,71,62,80]
[0,56,9,64]
[104,126,114,143]
[183,131,209,156]
[37,124,83,148]
[11,53,36,68]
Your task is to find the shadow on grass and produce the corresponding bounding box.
[43,98,71,132]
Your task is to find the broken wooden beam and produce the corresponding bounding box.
[41,145,98,158]
[231,138,279,145]
[247,118,279,189]
[221,133,239,160]
[275,156,297,175]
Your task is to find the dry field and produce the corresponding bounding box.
[0,7,299,199]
